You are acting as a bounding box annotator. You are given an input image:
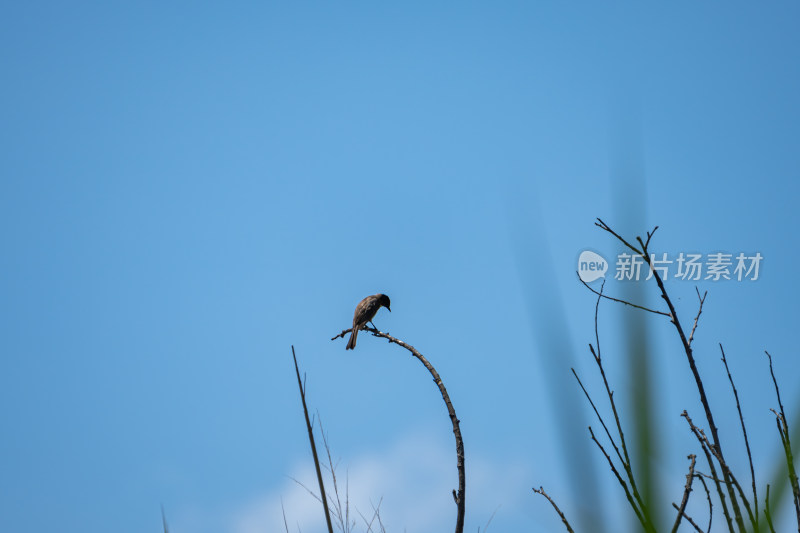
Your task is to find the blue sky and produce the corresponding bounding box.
[2,3,799,532]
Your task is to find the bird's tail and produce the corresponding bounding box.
[346,327,358,350]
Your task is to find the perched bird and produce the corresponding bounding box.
[346,293,391,350]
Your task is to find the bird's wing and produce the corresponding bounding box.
[353,296,378,326]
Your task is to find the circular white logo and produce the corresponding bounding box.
[578,250,608,282]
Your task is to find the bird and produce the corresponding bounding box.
[346,293,391,350]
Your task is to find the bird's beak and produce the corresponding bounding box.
[387,307,392,312]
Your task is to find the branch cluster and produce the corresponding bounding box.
[546,219,800,533]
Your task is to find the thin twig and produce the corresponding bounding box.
[720,344,759,530]
[292,347,335,533]
[589,341,649,519]
[573,368,625,467]
[533,486,575,533]
[687,421,754,529]
[695,474,713,533]
[688,288,707,347]
[578,274,670,317]
[357,496,384,533]
[672,454,697,533]
[765,351,800,528]
[682,411,734,532]
[281,498,290,533]
[331,328,353,341]
[588,283,649,526]
[371,498,387,533]
[289,476,323,504]
[588,426,646,527]
[595,218,644,256]
[692,442,754,526]
[594,279,604,359]
[766,352,787,427]
[671,503,704,533]
[319,416,347,532]
[645,226,659,249]
[479,505,501,533]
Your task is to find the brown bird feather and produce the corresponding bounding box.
[346,294,391,350]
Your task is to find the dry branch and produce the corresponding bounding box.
[682,410,736,531]
[332,327,466,533]
[671,503,704,533]
[695,474,714,533]
[766,351,800,530]
[533,486,575,533]
[672,454,697,533]
[720,344,759,530]
[578,275,669,317]
[688,288,707,347]
[592,219,746,531]
[292,346,335,533]
[589,426,647,527]
[575,279,653,530]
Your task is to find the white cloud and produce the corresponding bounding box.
[229,431,531,533]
